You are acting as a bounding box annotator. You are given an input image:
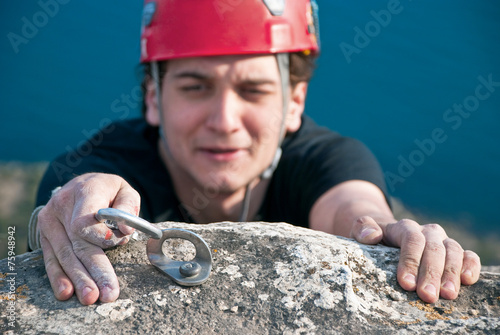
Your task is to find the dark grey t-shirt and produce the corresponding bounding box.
[37,116,390,228]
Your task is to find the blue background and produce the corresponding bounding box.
[1,1,499,235]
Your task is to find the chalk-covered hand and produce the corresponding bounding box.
[37,173,140,305]
[351,216,481,303]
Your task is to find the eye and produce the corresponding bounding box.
[181,84,206,92]
[240,84,274,96]
[239,84,276,103]
[242,88,266,95]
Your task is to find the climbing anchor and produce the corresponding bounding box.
[95,208,212,286]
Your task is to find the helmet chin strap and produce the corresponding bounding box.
[151,61,169,149]
[151,55,290,223]
[239,53,289,221]
[260,52,289,179]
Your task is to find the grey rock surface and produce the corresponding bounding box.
[1,221,499,334]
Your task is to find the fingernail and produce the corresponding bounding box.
[424,284,437,297]
[442,281,456,292]
[100,286,114,302]
[58,282,67,294]
[124,226,136,235]
[118,237,129,246]
[462,269,473,278]
[105,229,113,240]
[82,286,93,298]
[360,228,376,240]
[403,274,416,285]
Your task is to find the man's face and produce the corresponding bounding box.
[146,54,305,196]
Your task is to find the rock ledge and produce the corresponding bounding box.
[1,222,499,334]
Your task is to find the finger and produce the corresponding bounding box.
[384,219,425,292]
[416,224,447,303]
[461,250,481,285]
[73,211,128,249]
[39,234,74,301]
[439,238,463,300]
[70,176,138,247]
[112,180,141,235]
[350,216,383,245]
[72,239,120,303]
[39,215,100,305]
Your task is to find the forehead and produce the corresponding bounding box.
[166,54,279,79]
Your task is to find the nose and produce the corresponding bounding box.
[205,89,243,134]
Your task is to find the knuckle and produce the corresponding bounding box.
[71,221,117,249]
[37,207,51,226]
[403,231,426,250]
[107,174,128,189]
[425,241,446,255]
[130,188,141,201]
[397,218,420,230]
[71,240,92,256]
[74,173,129,199]
[424,265,443,281]
[86,225,116,247]
[74,179,96,198]
[50,185,73,207]
[74,173,110,195]
[402,255,421,271]
[43,252,60,271]
[107,173,123,182]
[56,244,77,267]
[121,196,141,211]
[422,223,446,236]
[71,223,89,240]
[443,238,464,254]
[443,263,461,277]
[66,217,87,239]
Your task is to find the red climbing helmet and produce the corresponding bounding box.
[140,0,320,62]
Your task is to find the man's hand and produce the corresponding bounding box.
[309,180,482,304]
[351,216,481,303]
[37,173,140,305]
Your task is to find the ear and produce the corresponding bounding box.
[144,78,161,127]
[285,81,308,133]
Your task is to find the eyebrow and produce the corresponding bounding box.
[173,71,208,80]
[173,71,276,85]
[240,78,276,85]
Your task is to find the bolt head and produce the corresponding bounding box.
[179,261,202,277]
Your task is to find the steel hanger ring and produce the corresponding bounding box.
[147,228,212,286]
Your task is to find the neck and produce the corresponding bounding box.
[189,179,269,223]
[158,139,270,223]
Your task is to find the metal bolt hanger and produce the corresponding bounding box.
[96,208,212,286]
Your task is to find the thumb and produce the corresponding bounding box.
[350,216,383,245]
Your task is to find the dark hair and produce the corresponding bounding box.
[140,52,317,116]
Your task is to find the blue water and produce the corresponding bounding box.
[1,1,499,235]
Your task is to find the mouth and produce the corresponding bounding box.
[199,147,246,161]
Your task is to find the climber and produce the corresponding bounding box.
[30,0,480,305]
